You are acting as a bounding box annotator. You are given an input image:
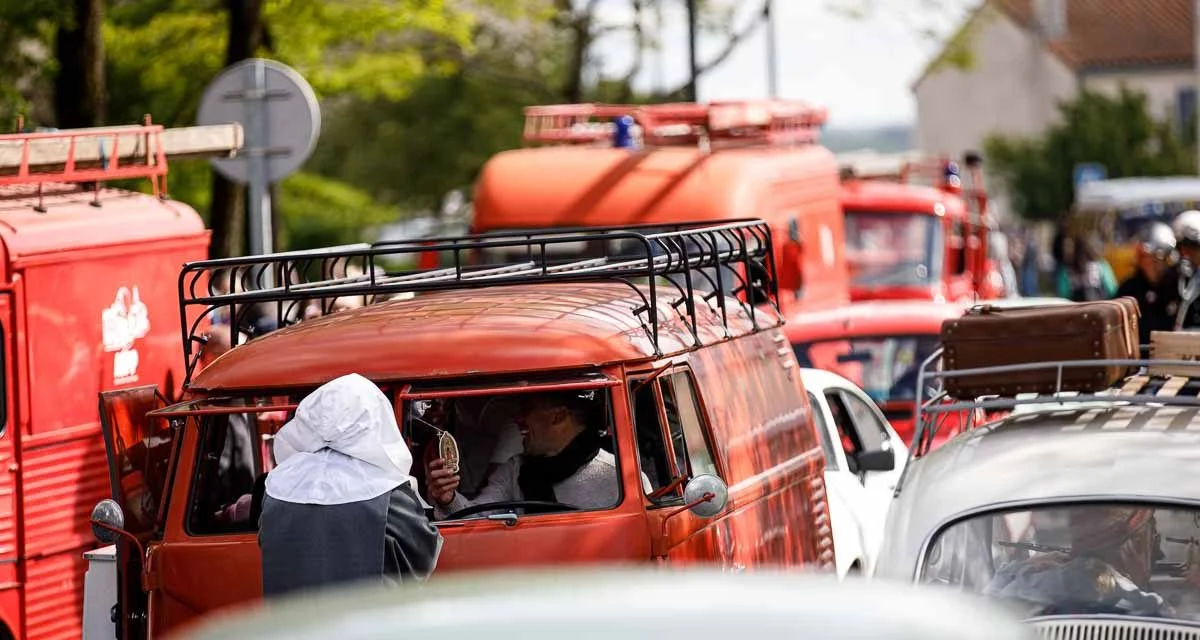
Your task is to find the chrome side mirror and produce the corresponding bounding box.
[90,499,125,544]
[683,474,728,519]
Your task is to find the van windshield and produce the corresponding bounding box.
[922,503,1200,622]
[402,384,624,521]
[845,212,941,289]
[793,335,939,403]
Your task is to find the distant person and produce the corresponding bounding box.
[1057,235,1117,302]
[1116,222,1176,345]
[1159,210,1200,330]
[259,373,441,597]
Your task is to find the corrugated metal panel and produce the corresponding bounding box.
[0,441,17,560]
[22,426,109,558]
[24,553,86,640]
[808,476,835,570]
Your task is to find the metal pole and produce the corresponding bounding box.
[765,0,778,98]
[686,0,699,101]
[1195,0,1200,174]
[243,62,265,257]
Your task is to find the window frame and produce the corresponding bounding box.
[807,391,840,472]
[834,389,892,455]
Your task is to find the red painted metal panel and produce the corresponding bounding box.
[21,425,109,559]
[23,552,87,640]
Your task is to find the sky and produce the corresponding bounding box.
[592,0,976,129]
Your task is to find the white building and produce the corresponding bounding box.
[914,0,1193,217]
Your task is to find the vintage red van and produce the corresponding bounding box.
[460,101,849,315]
[89,220,838,638]
[0,121,239,640]
[840,154,1002,303]
[785,299,976,448]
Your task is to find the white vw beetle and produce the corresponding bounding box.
[876,329,1200,637]
[800,368,906,577]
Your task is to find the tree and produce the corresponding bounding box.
[985,86,1195,221]
[55,0,107,127]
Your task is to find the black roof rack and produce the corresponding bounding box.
[890,348,1200,496]
[178,218,781,386]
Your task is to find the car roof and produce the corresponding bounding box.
[799,367,860,394]
[174,568,1033,640]
[896,404,1200,535]
[785,299,964,342]
[192,282,765,392]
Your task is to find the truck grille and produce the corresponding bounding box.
[1031,617,1200,640]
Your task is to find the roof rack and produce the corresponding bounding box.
[178,219,781,386]
[522,100,827,149]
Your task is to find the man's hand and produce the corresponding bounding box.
[427,458,460,507]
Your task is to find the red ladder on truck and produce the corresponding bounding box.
[521,100,828,149]
[0,115,243,206]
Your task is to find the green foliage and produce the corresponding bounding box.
[985,86,1196,221]
[276,171,400,250]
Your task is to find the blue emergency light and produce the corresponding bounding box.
[613,115,638,150]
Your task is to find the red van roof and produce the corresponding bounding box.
[191,283,767,391]
[0,184,205,263]
[473,145,839,230]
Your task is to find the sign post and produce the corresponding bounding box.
[197,59,320,269]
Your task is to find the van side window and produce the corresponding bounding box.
[631,379,685,503]
[661,372,719,479]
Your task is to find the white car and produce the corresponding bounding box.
[801,368,907,577]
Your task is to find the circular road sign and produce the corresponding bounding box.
[197,58,321,184]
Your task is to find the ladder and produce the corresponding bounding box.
[0,115,244,197]
[522,100,827,150]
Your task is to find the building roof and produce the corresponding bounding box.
[191,283,762,392]
[995,0,1192,71]
[915,0,1192,90]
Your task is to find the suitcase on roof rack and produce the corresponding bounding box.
[939,297,1140,399]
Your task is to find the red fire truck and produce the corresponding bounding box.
[840,153,1004,303]
[444,101,850,315]
[0,119,235,640]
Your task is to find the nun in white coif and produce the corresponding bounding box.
[259,373,442,598]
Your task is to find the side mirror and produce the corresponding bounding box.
[683,474,728,518]
[856,448,896,473]
[90,499,125,544]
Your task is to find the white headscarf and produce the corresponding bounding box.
[265,373,416,505]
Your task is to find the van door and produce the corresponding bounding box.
[98,386,173,640]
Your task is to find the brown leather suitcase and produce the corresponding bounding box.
[940,297,1141,398]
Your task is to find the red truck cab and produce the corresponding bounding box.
[0,122,216,640]
[841,154,1003,304]
[785,299,981,449]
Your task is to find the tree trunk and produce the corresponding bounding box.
[210,0,268,258]
[53,0,106,128]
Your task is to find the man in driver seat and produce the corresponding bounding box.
[426,392,638,519]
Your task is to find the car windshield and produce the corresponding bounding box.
[794,335,939,403]
[845,212,941,289]
[922,503,1200,622]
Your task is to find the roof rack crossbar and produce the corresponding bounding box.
[178,219,781,386]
